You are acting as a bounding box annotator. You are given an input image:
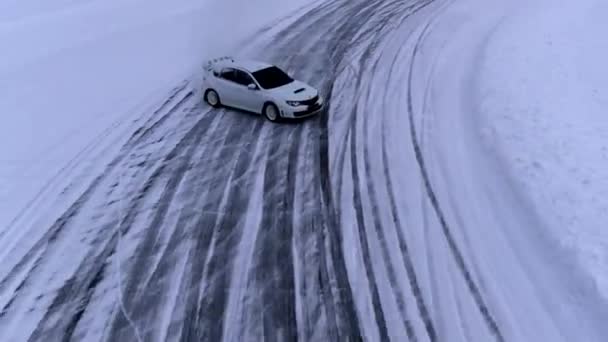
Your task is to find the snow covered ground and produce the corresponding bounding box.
[477,0,608,298]
[0,0,314,232]
[1,0,608,341]
[326,0,608,340]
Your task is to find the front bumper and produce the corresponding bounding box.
[281,97,324,119]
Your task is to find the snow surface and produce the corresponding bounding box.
[0,0,314,231]
[477,0,608,298]
[326,0,608,339]
[2,0,608,340]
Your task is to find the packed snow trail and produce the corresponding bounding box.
[2,0,608,341]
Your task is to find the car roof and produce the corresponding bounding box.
[236,60,273,73]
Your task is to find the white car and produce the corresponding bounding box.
[201,56,324,122]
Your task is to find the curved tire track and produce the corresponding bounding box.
[405,14,505,342]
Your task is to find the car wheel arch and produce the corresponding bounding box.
[262,101,281,122]
[205,88,221,108]
[262,101,277,113]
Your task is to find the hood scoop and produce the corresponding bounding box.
[294,88,306,94]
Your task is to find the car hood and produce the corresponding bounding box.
[267,80,319,101]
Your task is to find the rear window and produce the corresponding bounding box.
[252,66,294,89]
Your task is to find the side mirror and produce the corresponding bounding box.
[248,83,257,90]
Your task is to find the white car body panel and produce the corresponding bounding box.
[202,57,324,119]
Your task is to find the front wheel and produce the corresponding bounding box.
[205,89,221,108]
[263,103,280,122]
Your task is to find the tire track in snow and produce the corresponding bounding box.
[264,1,432,340]
[193,117,270,342]
[293,123,334,341]
[356,46,424,339]
[0,91,196,323]
[220,128,271,342]
[2,1,516,340]
[342,5,422,338]
[0,84,188,246]
[241,0,333,49]
[125,85,192,149]
[107,110,227,341]
[322,0,416,221]
[257,1,385,338]
[362,107,417,341]
[349,107,390,341]
[177,116,266,342]
[1,113,124,245]
[258,0,344,56]
[263,126,302,341]
[114,113,229,342]
[27,99,203,339]
[238,124,303,341]
[27,102,213,341]
[362,4,442,337]
[115,112,253,338]
[0,87,192,280]
[406,16,505,342]
[115,108,230,311]
[316,107,362,341]
[291,2,402,339]
[381,45,438,342]
[328,2,438,340]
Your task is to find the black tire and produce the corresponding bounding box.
[205,89,221,108]
[263,102,280,122]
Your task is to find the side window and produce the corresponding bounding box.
[220,68,237,82]
[234,70,255,86]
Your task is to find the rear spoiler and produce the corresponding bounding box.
[204,56,234,71]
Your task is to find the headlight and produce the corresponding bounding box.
[286,100,302,107]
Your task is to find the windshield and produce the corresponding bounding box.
[252,66,294,89]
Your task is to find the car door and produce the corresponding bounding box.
[215,68,263,113]
[233,70,265,113]
[216,68,240,107]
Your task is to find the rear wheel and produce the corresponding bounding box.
[263,103,280,122]
[205,89,221,108]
